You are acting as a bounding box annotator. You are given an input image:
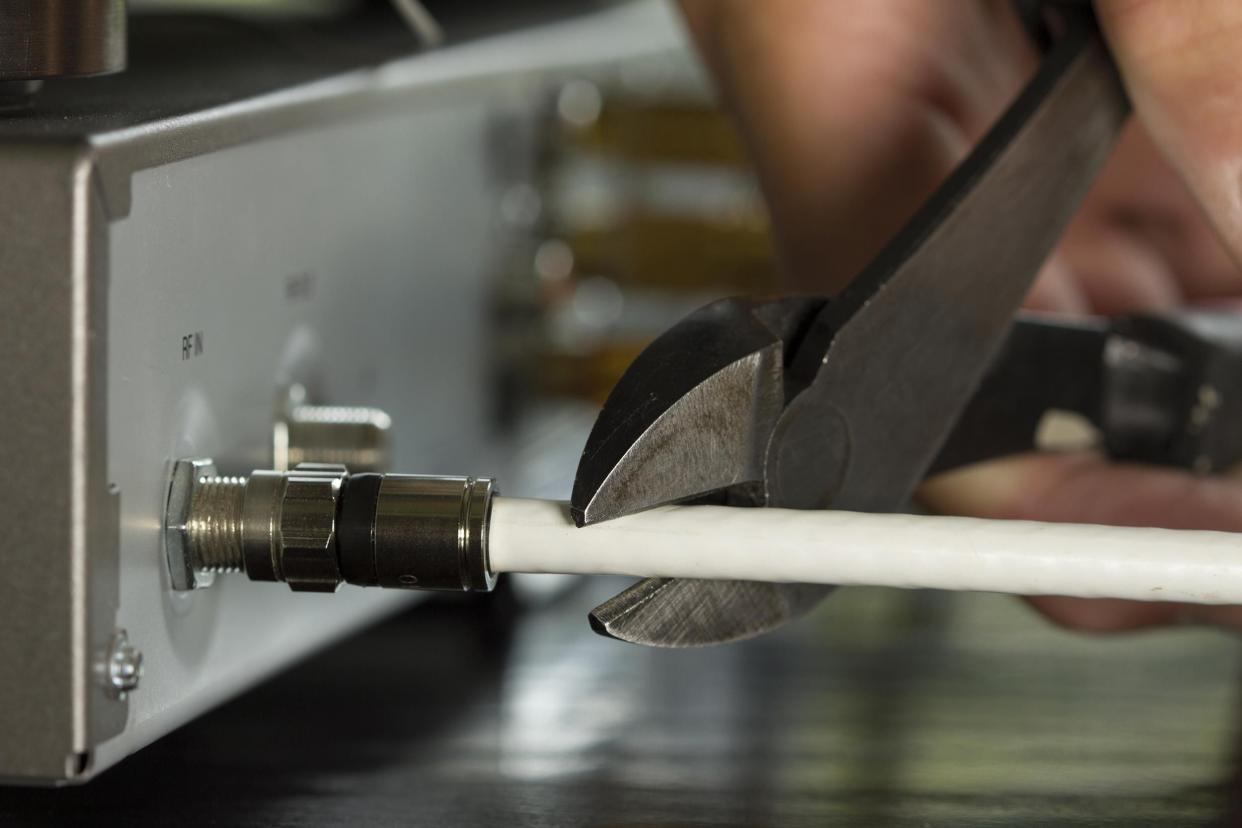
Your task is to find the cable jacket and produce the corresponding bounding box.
[488,498,1242,604]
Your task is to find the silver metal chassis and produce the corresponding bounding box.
[0,1,686,783]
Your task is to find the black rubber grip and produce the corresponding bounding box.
[338,473,383,587]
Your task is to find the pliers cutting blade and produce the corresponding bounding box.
[569,6,1242,647]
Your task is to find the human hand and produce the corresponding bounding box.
[678,0,1242,630]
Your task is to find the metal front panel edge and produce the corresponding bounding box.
[0,141,125,782]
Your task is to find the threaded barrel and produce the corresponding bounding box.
[186,476,248,572]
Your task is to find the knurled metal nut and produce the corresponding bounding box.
[278,465,348,592]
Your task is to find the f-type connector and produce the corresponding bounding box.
[164,458,496,594]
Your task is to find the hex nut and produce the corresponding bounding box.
[278,464,349,592]
[164,458,219,591]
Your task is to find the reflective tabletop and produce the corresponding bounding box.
[4,579,1240,826]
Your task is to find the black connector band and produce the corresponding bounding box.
[337,473,384,587]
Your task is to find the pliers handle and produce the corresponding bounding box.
[937,311,1242,476]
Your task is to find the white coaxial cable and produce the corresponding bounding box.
[488,498,1242,605]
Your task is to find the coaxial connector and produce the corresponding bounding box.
[164,458,496,594]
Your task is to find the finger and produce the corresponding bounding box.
[677,0,1035,291]
[1025,595,1183,631]
[1069,124,1241,303]
[1024,257,1092,313]
[1027,594,1242,631]
[1056,220,1183,313]
[919,451,1242,531]
[1096,0,1242,274]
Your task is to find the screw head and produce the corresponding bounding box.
[105,630,143,699]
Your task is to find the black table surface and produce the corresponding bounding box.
[4,579,1242,826]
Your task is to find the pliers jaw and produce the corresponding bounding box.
[569,2,1130,648]
[588,578,832,648]
[570,296,835,648]
[570,296,825,527]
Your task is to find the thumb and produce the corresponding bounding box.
[919,451,1242,531]
[1096,0,1242,269]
